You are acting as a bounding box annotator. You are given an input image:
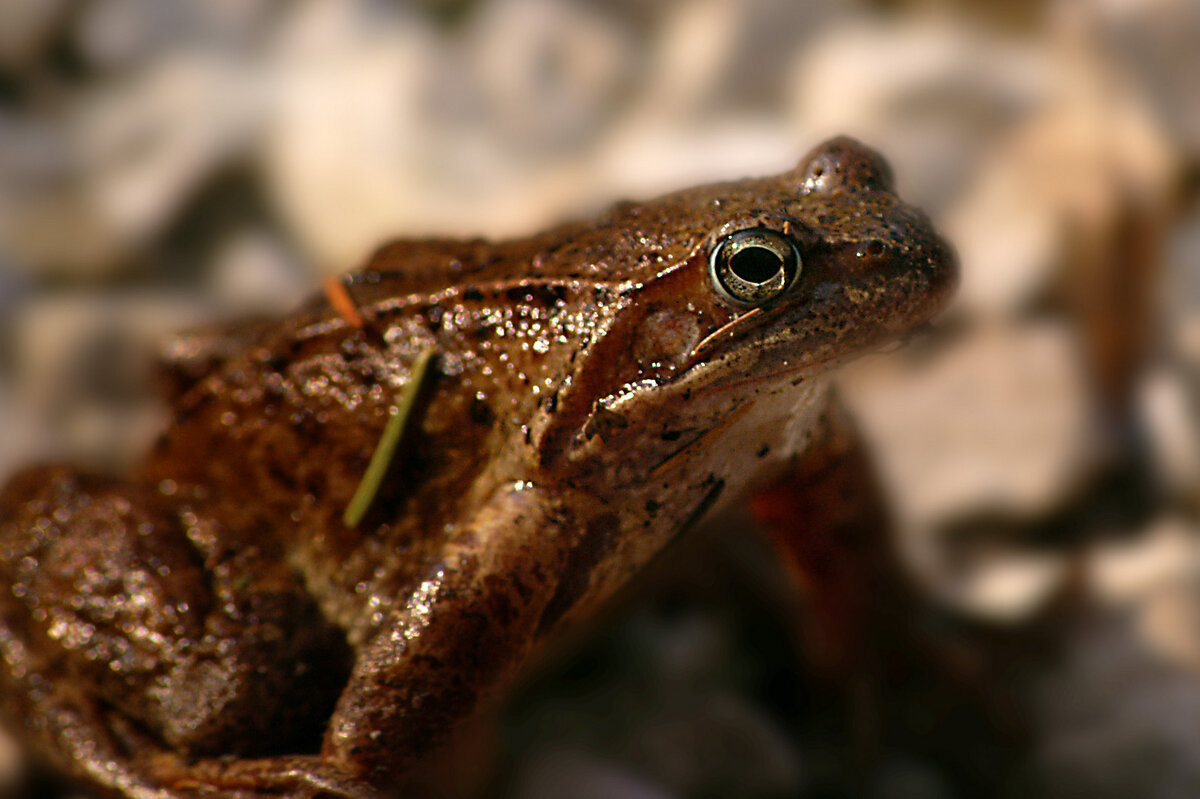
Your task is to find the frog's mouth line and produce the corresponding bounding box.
[673,263,954,396]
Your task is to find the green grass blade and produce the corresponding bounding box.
[342,345,437,528]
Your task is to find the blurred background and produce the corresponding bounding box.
[0,0,1197,796]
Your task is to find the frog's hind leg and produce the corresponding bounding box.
[0,587,178,799]
[0,466,353,797]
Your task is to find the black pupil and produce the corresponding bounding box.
[729,246,783,284]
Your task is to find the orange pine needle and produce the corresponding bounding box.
[323,275,366,329]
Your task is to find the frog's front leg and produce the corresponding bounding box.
[322,484,583,785]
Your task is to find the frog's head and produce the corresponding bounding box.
[532,137,957,486]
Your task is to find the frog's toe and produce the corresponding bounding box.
[144,754,375,799]
[0,583,171,798]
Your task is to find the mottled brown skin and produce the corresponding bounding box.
[0,138,956,798]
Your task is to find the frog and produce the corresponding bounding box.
[0,137,956,798]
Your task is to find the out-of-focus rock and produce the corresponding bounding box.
[0,372,38,485]
[1035,608,1200,799]
[942,552,1069,623]
[867,758,954,799]
[509,749,676,799]
[843,322,1097,540]
[1139,369,1200,506]
[74,0,280,70]
[840,321,1095,617]
[1091,518,1200,605]
[0,0,69,70]
[789,18,1048,215]
[625,695,804,797]
[1140,574,1200,677]
[1088,515,1200,673]
[0,55,266,281]
[464,0,637,154]
[0,113,129,280]
[952,3,1177,408]
[79,56,266,263]
[264,1,461,269]
[1166,201,1200,368]
[1084,0,1200,158]
[207,226,311,315]
[1158,200,1200,511]
[10,294,213,473]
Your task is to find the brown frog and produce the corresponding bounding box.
[0,137,956,798]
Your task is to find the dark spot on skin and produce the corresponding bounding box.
[469,398,494,426]
[546,392,558,413]
[531,284,567,306]
[481,575,517,627]
[267,462,295,490]
[504,286,531,303]
[426,305,445,329]
[508,572,534,604]
[537,512,621,634]
[756,444,770,458]
[645,500,661,515]
[462,288,483,302]
[660,430,682,441]
[867,240,885,256]
[583,408,629,441]
[677,481,725,535]
[593,287,608,303]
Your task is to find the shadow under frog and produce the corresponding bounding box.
[0,138,956,798]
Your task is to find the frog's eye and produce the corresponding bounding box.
[709,229,801,307]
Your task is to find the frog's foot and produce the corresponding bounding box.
[0,466,353,796]
[140,754,376,799]
[0,588,172,799]
[0,653,368,799]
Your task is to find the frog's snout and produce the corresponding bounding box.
[795,136,896,196]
